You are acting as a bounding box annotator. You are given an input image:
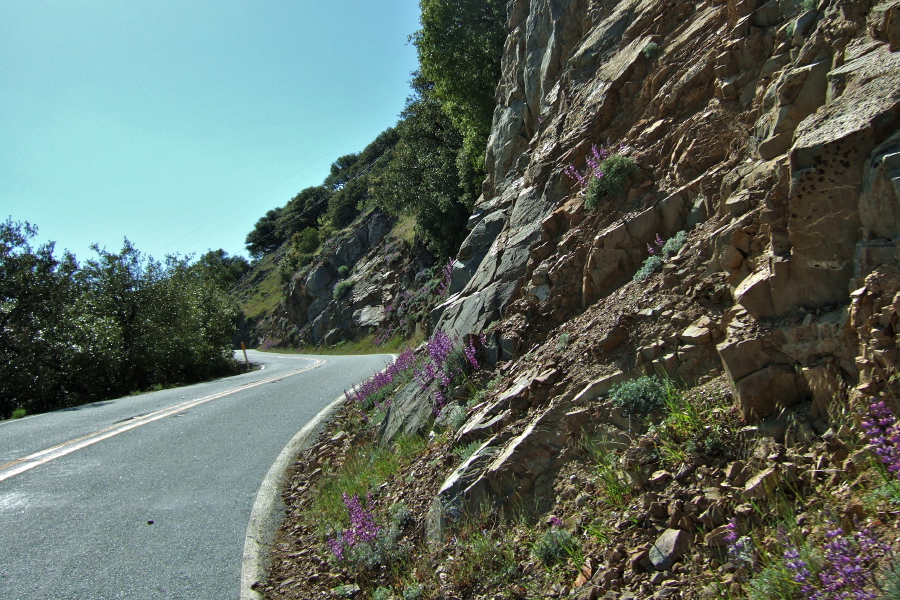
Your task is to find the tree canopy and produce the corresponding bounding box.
[0,219,240,418]
[413,0,507,171]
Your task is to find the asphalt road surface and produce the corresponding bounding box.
[0,350,393,600]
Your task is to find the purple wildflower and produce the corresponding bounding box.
[723,521,737,545]
[328,494,381,561]
[655,233,665,247]
[464,337,479,370]
[565,164,588,188]
[862,400,900,476]
[646,243,655,255]
[437,258,454,297]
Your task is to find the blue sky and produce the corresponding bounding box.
[0,0,421,261]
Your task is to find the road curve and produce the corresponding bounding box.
[0,350,392,600]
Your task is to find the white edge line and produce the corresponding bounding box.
[240,354,397,600]
[239,392,346,600]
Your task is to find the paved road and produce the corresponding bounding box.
[0,350,392,600]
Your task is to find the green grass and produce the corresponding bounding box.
[11,408,26,419]
[390,214,417,247]
[309,433,426,535]
[232,253,283,319]
[265,332,420,356]
[584,439,633,509]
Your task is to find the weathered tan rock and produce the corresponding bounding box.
[743,466,781,499]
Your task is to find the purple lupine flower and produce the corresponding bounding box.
[655,233,665,247]
[328,494,381,560]
[437,258,454,297]
[342,493,380,546]
[647,244,655,255]
[549,515,563,527]
[777,526,887,600]
[565,164,587,188]
[464,337,479,370]
[723,521,737,545]
[862,400,900,476]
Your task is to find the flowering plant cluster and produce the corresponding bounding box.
[565,144,608,191]
[328,493,381,561]
[723,521,754,569]
[783,526,886,600]
[345,349,415,410]
[862,399,900,477]
[414,331,483,412]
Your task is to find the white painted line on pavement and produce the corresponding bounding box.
[0,360,325,483]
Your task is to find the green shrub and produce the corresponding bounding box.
[533,529,581,568]
[585,154,639,209]
[11,408,26,419]
[372,587,392,600]
[337,265,350,277]
[633,255,664,282]
[454,440,482,461]
[333,279,355,301]
[881,561,900,600]
[642,42,661,60]
[292,227,321,255]
[402,583,424,600]
[662,230,687,255]
[609,376,667,418]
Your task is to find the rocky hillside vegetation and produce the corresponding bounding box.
[250,0,900,598]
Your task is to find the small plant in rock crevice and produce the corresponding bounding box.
[642,41,661,60]
[533,526,581,569]
[585,153,639,209]
[633,230,687,282]
[566,144,641,209]
[333,278,355,301]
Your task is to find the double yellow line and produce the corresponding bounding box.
[0,360,324,483]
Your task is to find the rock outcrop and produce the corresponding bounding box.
[415,0,900,540]
[262,209,436,347]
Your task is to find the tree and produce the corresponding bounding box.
[371,76,472,259]
[194,249,250,290]
[413,0,507,171]
[245,207,285,259]
[0,219,80,416]
[0,224,240,418]
[276,186,330,240]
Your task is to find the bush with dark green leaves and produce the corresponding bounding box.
[609,376,667,418]
[585,154,640,210]
[0,219,240,419]
[371,76,473,259]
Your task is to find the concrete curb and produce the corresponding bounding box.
[240,391,346,600]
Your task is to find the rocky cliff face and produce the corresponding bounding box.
[261,1,900,597]
[403,0,900,539]
[438,0,900,412]
[261,210,437,347]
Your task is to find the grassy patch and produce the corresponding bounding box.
[232,253,282,319]
[11,408,26,419]
[310,433,426,536]
[267,332,420,356]
[391,214,417,247]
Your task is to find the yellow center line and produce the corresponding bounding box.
[0,359,324,483]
